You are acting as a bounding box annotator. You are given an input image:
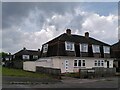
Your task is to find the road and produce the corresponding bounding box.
[2,76,120,89]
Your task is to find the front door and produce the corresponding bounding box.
[107,61,109,68]
[65,60,69,72]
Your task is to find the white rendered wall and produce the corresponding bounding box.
[23,57,114,73]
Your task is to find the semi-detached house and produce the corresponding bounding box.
[24,29,114,73]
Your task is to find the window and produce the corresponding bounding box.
[43,44,48,53]
[80,43,88,52]
[103,46,110,54]
[92,45,100,53]
[74,60,77,66]
[74,60,85,67]
[22,55,29,60]
[33,55,38,59]
[65,41,74,51]
[95,60,97,66]
[94,60,104,67]
[98,60,100,66]
[101,60,104,66]
[78,60,81,66]
[82,60,85,66]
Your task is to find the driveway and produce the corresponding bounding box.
[2,76,119,89]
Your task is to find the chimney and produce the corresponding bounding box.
[38,49,40,51]
[23,47,26,50]
[85,32,89,38]
[66,29,71,35]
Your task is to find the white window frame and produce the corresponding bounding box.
[22,55,30,60]
[103,46,110,54]
[65,41,75,51]
[94,60,104,67]
[92,45,100,53]
[74,59,85,67]
[33,55,38,59]
[80,43,88,52]
[43,44,48,53]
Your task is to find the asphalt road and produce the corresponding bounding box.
[2,76,120,89]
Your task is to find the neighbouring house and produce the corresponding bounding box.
[1,53,13,67]
[111,41,120,72]
[10,48,41,69]
[24,29,115,75]
[13,47,41,61]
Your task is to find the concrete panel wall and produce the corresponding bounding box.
[23,61,36,72]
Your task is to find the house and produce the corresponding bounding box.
[111,41,120,72]
[13,47,41,61]
[7,48,41,69]
[24,29,115,74]
[1,53,13,67]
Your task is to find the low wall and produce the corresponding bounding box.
[79,68,116,78]
[36,66,61,79]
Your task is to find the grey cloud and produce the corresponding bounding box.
[2,2,80,29]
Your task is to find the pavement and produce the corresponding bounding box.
[2,76,120,89]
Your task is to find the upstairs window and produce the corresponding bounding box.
[92,45,100,53]
[43,44,48,53]
[65,41,75,51]
[103,46,110,54]
[23,55,29,60]
[33,55,38,59]
[80,43,88,52]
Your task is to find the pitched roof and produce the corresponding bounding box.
[112,41,120,47]
[44,33,110,46]
[112,41,120,50]
[14,49,41,56]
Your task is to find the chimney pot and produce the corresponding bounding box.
[38,49,40,51]
[85,32,89,38]
[66,29,71,35]
[23,47,26,50]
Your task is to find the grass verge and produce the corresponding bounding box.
[2,67,52,78]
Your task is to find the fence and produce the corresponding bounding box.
[79,68,116,78]
[36,66,61,79]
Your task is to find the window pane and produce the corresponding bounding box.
[78,60,81,66]
[80,44,88,52]
[98,60,100,66]
[94,60,97,66]
[82,60,85,66]
[23,55,29,60]
[65,42,74,51]
[74,60,77,66]
[43,44,48,53]
[92,45,100,53]
[103,46,110,53]
[101,60,104,66]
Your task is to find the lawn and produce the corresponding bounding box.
[2,67,52,78]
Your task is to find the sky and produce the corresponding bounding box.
[2,2,119,54]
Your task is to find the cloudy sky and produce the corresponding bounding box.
[2,2,118,54]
